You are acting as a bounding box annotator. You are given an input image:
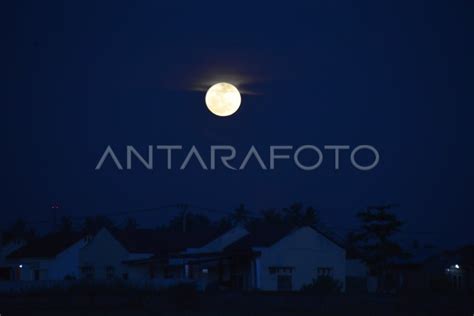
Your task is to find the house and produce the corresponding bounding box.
[0,240,25,281]
[79,227,225,283]
[421,245,474,291]
[3,224,347,292]
[81,224,346,291]
[6,232,87,281]
[345,254,375,293]
[345,243,441,293]
[344,243,474,293]
[177,224,346,291]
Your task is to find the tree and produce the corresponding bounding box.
[349,204,408,292]
[59,216,73,233]
[166,212,212,232]
[245,203,320,231]
[281,203,319,228]
[1,219,36,244]
[82,216,115,234]
[217,216,232,231]
[123,217,138,231]
[260,208,284,225]
[230,204,250,226]
[301,206,319,227]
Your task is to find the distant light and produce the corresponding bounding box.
[19,264,23,268]
[202,268,208,274]
[454,264,460,269]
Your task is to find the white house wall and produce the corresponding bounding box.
[13,258,51,281]
[79,229,131,280]
[79,229,153,281]
[257,227,346,291]
[48,239,86,280]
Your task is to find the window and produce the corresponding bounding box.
[105,265,115,280]
[317,267,333,277]
[81,266,94,280]
[277,275,292,291]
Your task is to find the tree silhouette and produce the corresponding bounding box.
[349,204,408,292]
[260,208,284,225]
[166,212,212,232]
[1,219,36,244]
[230,204,250,226]
[281,203,319,228]
[59,216,73,233]
[246,203,320,229]
[301,206,319,227]
[82,216,115,234]
[123,217,138,231]
[217,216,233,231]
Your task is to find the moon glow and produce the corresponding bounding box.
[205,82,241,117]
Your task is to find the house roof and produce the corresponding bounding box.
[6,232,84,259]
[111,228,225,255]
[224,224,292,251]
[224,224,344,252]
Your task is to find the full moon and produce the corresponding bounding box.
[205,82,241,117]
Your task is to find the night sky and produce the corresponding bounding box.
[4,2,474,248]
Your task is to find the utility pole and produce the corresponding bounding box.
[178,203,189,233]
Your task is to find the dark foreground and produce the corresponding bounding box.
[1,285,473,316]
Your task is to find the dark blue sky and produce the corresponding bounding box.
[4,2,474,247]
